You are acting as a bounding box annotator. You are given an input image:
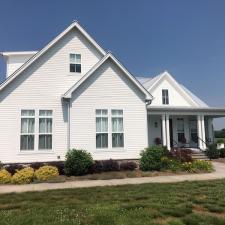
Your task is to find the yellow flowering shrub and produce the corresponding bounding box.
[11,167,34,184]
[0,169,12,184]
[34,166,59,181]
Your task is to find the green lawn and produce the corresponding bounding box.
[1,180,225,225]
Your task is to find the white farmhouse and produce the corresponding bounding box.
[0,21,225,163]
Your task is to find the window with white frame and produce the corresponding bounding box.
[39,110,53,150]
[112,110,124,148]
[20,110,35,150]
[96,109,108,148]
[70,53,81,73]
[162,89,169,105]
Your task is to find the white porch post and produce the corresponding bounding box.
[161,114,167,147]
[201,115,206,150]
[165,114,171,150]
[197,115,203,149]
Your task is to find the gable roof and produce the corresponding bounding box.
[63,52,153,100]
[0,21,106,92]
[138,71,208,107]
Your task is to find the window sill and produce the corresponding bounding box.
[68,73,82,76]
[94,148,126,153]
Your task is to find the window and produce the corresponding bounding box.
[177,118,185,143]
[112,110,124,147]
[39,110,53,150]
[162,89,169,105]
[96,109,108,148]
[20,110,35,150]
[70,53,81,73]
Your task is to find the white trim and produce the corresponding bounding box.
[0,21,106,92]
[63,53,153,100]
[1,51,38,57]
[165,114,170,150]
[161,114,166,146]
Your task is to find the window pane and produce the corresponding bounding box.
[39,110,52,116]
[20,135,34,150]
[70,54,75,62]
[75,54,81,63]
[70,64,76,72]
[96,109,101,115]
[46,118,52,133]
[112,118,117,132]
[28,118,35,133]
[112,133,124,147]
[39,118,46,133]
[39,135,52,149]
[21,118,28,133]
[101,118,108,132]
[118,118,123,132]
[75,64,81,73]
[112,110,123,116]
[96,133,108,148]
[96,117,101,132]
[102,110,108,115]
[21,110,35,116]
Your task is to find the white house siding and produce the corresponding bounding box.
[0,27,103,163]
[150,78,193,107]
[70,59,148,160]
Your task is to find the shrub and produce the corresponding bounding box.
[35,166,59,181]
[120,161,137,171]
[140,146,165,171]
[65,149,94,176]
[89,160,120,173]
[0,169,11,184]
[161,157,181,172]
[206,144,220,159]
[11,167,34,184]
[169,148,192,162]
[220,148,225,158]
[47,161,65,175]
[217,139,225,144]
[5,164,25,175]
[182,160,213,173]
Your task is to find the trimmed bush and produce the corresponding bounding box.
[5,164,25,175]
[181,160,213,173]
[47,161,65,175]
[120,161,137,171]
[65,149,94,176]
[140,146,165,171]
[11,167,34,184]
[220,148,225,158]
[161,157,181,172]
[206,144,220,159]
[0,169,11,184]
[35,166,59,181]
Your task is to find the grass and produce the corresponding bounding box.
[1,180,225,224]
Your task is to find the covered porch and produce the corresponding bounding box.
[147,107,225,151]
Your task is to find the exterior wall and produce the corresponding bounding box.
[148,115,162,146]
[70,59,148,160]
[150,78,193,107]
[0,27,103,163]
[5,53,37,77]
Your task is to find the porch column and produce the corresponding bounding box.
[201,115,206,150]
[197,115,203,149]
[165,114,171,150]
[208,118,214,144]
[161,114,167,146]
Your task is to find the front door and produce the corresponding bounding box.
[189,119,198,148]
[169,119,173,148]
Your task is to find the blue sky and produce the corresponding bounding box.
[0,0,225,129]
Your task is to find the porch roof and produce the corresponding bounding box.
[147,106,225,117]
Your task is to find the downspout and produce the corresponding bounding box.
[145,98,152,147]
[65,98,71,150]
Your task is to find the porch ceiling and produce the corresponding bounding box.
[147,106,225,117]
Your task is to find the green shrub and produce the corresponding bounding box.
[11,167,34,184]
[220,148,225,158]
[140,146,165,171]
[161,157,181,172]
[0,169,11,184]
[181,160,213,173]
[65,149,94,176]
[206,144,220,159]
[35,166,59,181]
[217,139,225,144]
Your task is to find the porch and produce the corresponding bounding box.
[147,107,225,151]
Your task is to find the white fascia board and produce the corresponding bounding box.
[63,53,153,100]
[0,21,106,91]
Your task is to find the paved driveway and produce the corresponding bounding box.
[0,162,225,194]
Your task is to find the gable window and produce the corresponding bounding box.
[112,110,124,148]
[20,110,35,150]
[70,53,81,73]
[39,110,53,150]
[162,89,169,105]
[96,109,108,148]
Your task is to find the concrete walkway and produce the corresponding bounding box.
[0,162,225,194]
